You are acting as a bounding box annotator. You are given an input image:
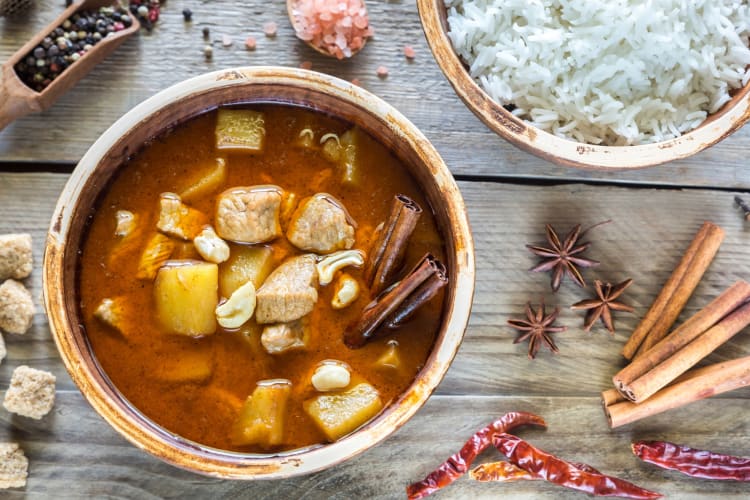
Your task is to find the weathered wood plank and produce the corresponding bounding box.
[1,171,749,497]
[2,1,750,188]
[0,392,748,498]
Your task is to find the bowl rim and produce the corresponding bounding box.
[417,0,750,170]
[43,66,475,479]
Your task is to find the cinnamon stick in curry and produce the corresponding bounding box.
[613,281,750,396]
[621,222,724,360]
[605,356,750,428]
[616,300,750,403]
[346,253,446,348]
[364,194,422,296]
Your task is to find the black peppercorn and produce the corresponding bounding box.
[202,27,210,39]
[182,8,192,22]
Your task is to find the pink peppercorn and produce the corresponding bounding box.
[299,61,313,70]
[376,66,389,78]
[403,45,416,59]
[245,36,257,50]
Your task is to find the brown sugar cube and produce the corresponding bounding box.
[0,443,28,489]
[0,234,32,281]
[3,365,56,419]
[0,279,35,335]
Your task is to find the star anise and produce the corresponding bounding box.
[527,223,602,291]
[571,279,634,333]
[508,299,567,359]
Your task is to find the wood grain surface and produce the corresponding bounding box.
[2,1,750,188]
[1,172,748,498]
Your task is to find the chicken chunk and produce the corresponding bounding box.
[287,193,356,254]
[260,318,309,354]
[255,255,318,324]
[215,186,283,244]
[156,193,208,241]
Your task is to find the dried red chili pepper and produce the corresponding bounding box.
[492,433,662,499]
[470,460,601,482]
[632,440,750,481]
[405,412,546,499]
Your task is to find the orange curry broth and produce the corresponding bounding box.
[77,105,446,452]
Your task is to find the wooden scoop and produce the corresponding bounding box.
[286,0,369,59]
[0,0,139,130]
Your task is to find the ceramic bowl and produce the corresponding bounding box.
[417,0,750,169]
[43,67,475,479]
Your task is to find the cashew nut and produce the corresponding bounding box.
[332,273,360,309]
[216,280,256,329]
[194,225,230,263]
[311,360,351,392]
[316,249,365,286]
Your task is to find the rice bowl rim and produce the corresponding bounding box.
[417,0,750,170]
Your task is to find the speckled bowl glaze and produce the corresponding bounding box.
[43,67,475,479]
[417,0,750,169]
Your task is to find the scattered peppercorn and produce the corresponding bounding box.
[182,8,192,22]
[376,65,389,78]
[202,27,210,39]
[129,0,159,32]
[299,61,312,70]
[403,45,416,59]
[222,34,233,47]
[244,36,256,50]
[263,21,278,37]
[203,45,213,59]
[13,6,131,92]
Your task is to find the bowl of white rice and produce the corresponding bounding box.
[417,0,750,169]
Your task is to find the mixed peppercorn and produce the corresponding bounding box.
[13,6,133,92]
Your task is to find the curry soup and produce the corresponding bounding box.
[78,104,446,453]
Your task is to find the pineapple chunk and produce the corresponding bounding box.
[154,260,218,336]
[180,158,227,203]
[219,245,274,297]
[230,379,292,447]
[156,193,208,241]
[136,233,175,280]
[154,348,214,383]
[304,383,383,441]
[215,109,265,152]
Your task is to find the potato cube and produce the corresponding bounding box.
[154,260,218,336]
[230,379,292,447]
[304,383,383,441]
[216,109,265,152]
[180,158,227,203]
[219,245,274,297]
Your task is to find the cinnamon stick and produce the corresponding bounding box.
[616,300,750,403]
[621,222,724,360]
[345,253,445,348]
[613,281,750,396]
[386,259,447,329]
[364,194,422,296]
[605,356,750,428]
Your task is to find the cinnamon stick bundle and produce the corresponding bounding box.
[616,299,750,403]
[364,194,422,296]
[613,281,750,400]
[621,222,724,360]
[345,253,447,348]
[605,356,750,428]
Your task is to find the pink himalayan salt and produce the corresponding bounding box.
[263,21,278,37]
[403,45,415,59]
[376,65,388,78]
[291,0,374,60]
[300,61,313,70]
[245,36,257,50]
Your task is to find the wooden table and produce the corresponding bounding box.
[1,1,748,498]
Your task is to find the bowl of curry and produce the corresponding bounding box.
[43,67,475,478]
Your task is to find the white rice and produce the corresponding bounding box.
[446,0,750,145]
